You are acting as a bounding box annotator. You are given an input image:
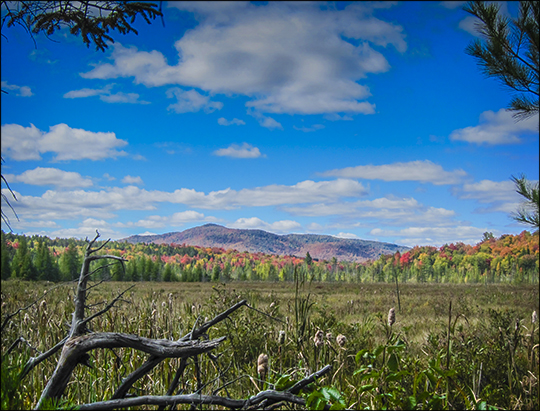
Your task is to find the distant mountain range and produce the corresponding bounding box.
[122,224,409,262]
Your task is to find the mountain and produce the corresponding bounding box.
[122,224,409,262]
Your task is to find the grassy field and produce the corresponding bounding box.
[2,279,539,409]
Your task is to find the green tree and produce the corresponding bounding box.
[11,236,36,280]
[162,263,173,282]
[464,1,539,120]
[59,242,81,281]
[1,231,12,279]
[511,173,540,228]
[34,240,60,282]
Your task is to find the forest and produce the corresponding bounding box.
[2,229,538,285]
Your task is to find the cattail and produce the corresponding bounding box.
[278,330,286,345]
[313,329,324,347]
[257,353,269,380]
[336,334,347,348]
[161,301,167,309]
[326,332,333,342]
[388,307,396,327]
[532,310,537,324]
[39,300,47,312]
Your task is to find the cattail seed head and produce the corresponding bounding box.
[257,353,269,379]
[278,330,286,345]
[326,332,333,342]
[532,310,537,324]
[313,329,324,347]
[388,307,396,327]
[336,334,347,347]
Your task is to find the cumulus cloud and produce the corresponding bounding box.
[321,160,467,185]
[116,210,211,229]
[2,179,369,225]
[1,80,33,97]
[370,226,491,247]
[452,179,525,214]
[449,109,538,145]
[4,167,93,188]
[81,2,406,117]
[213,143,265,159]
[122,175,144,185]
[1,123,128,161]
[218,117,246,126]
[285,196,458,228]
[230,217,302,233]
[166,88,223,113]
[64,84,149,104]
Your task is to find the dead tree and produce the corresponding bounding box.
[4,230,333,410]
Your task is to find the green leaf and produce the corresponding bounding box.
[274,374,294,391]
[355,349,369,363]
[360,384,375,392]
[387,353,399,372]
[406,396,417,409]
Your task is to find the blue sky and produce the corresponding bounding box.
[1,1,538,247]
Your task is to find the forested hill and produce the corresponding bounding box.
[1,229,538,284]
[122,223,409,262]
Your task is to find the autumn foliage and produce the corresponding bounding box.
[1,230,538,284]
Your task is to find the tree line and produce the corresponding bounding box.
[2,229,538,285]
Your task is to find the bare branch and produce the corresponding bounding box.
[76,365,333,411]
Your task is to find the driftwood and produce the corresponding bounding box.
[4,230,332,410]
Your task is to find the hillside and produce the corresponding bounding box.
[122,223,408,262]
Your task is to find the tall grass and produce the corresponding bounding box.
[1,279,538,409]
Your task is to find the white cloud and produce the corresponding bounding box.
[122,175,144,185]
[166,88,223,113]
[247,110,283,130]
[116,210,211,229]
[217,117,246,126]
[450,109,538,145]
[3,179,368,225]
[1,123,128,161]
[293,124,325,132]
[81,2,406,117]
[64,85,112,98]
[213,143,265,159]
[284,196,458,228]
[336,232,359,239]
[5,167,93,188]
[49,218,124,240]
[321,160,467,185]
[370,226,491,247]
[64,85,149,104]
[230,217,302,233]
[452,179,525,214]
[1,80,33,97]
[100,92,150,104]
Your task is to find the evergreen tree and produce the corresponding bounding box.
[162,263,173,282]
[1,231,11,279]
[464,1,539,120]
[34,240,60,282]
[59,242,81,281]
[511,173,540,228]
[11,236,36,280]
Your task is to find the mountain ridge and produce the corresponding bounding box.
[122,223,409,262]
